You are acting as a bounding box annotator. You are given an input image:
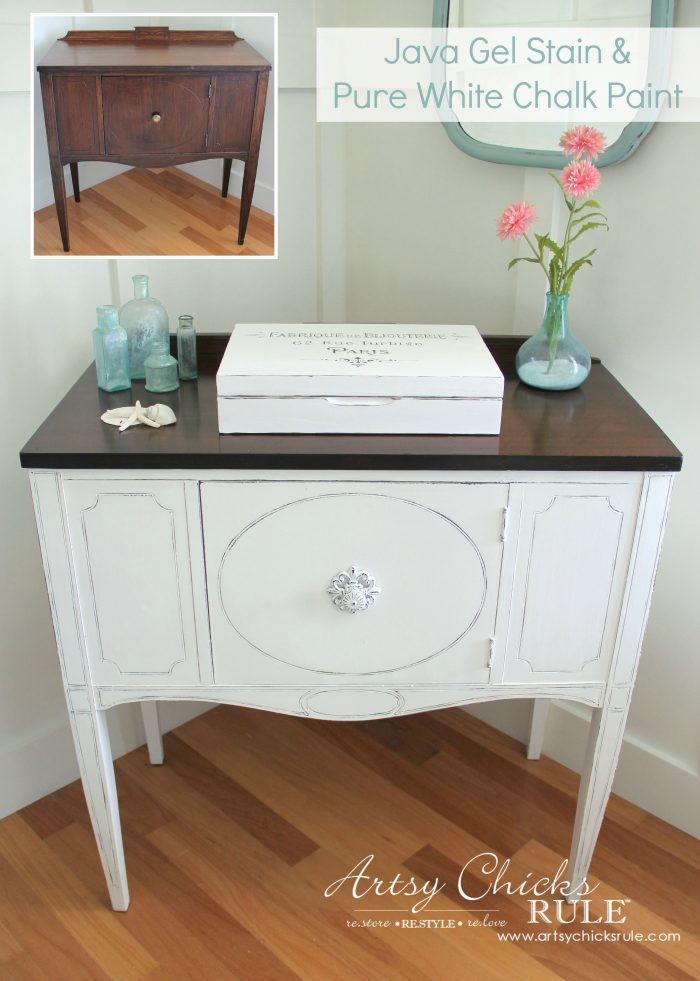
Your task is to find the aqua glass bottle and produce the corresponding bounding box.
[119,274,169,380]
[92,305,130,392]
[176,314,198,380]
[144,342,180,393]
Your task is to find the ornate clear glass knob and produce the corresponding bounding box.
[327,566,380,614]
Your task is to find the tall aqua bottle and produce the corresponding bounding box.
[176,314,198,380]
[119,274,169,380]
[92,305,130,392]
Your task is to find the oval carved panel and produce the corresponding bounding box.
[301,688,404,719]
[217,493,488,675]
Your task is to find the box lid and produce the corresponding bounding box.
[216,324,504,398]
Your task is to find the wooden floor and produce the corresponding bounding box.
[34,168,275,257]
[3,706,699,980]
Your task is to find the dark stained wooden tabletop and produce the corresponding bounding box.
[19,336,682,472]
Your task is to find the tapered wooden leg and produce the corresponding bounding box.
[69,708,130,910]
[238,159,255,244]
[39,72,70,252]
[70,161,80,202]
[141,701,164,765]
[566,690,631,901]
[221,158,232,198]
[527,699,549,760]
[50,160,69,252]
[238,71,269,245]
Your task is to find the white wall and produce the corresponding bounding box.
[32,12,275,214]
[2,0,699,838]
[342,0,700,837]
[0,0,319,818]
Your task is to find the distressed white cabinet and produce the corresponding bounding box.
[63,480,203,686]
[202,480,507,688]
[21,341,681,912]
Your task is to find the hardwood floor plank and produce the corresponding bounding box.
[18,791,75,840]
[164,732,319,865]
[517,840,700,979]
[2,706,698,979]
[49,821,297,981]
[295,847,561,981]
[179,225,236,256]
[150,820,428,981]
[0,816,157,979]
[82,187,148,232]
[183,708,489,861]
[33,168,274,257]
[0,842,114,980]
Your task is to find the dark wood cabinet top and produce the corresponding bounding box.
[19,336,682,473]
[37,28,271,73]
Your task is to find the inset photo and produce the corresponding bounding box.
[32,14,276,258]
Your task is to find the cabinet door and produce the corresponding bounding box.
[102,75,210,155]
[201,481,507,686]
[501,483,640,684]
[209,74,257,151]
[53,75,100,155]
[64,480,202,686]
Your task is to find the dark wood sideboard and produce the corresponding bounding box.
[37,27,271,252]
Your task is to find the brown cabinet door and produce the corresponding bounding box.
[53,75,101,155]
[209,73,257,152]
[102,74,210,155]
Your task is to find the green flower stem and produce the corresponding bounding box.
[559,203,577,293]
[543,297,564,371]
[523,233,550,279]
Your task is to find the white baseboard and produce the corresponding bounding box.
[0,700,211,819]
[467,701,700,839]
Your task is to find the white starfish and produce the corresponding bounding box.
[100,401,177,432]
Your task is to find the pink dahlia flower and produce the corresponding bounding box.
[561,159,601,198]
[559,125,606,160]
[497,201,536,240]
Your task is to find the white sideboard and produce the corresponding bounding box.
[21,338,681,912]
[28,466,673,912]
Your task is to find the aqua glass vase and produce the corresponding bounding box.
[119,274,169,380]
[176,314,198,380]
[144,342,179,393]
[516,293,591,392]
[92,305,130,392]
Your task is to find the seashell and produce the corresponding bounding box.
[101,401,177,432]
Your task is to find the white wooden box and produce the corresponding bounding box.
[216,324,504,434]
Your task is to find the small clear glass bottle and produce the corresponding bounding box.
[93,305,130,392]
[119,274,169,380]
[176,314,198,380]
[144,342,180,393]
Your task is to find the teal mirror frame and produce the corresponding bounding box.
[432,0,675,168]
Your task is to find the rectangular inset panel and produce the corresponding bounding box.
[53,75,100,155]
[201,480,507,688]
[102,74,210,155]
[64,480,202,686]
[503,483,640,683]
[209,73,257,151]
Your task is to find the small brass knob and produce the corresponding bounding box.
[151,112,162,123]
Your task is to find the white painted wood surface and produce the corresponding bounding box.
[29,468,673,910]
[527,699,549,760]
[202,480,506,685]
[140,701,164,765]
